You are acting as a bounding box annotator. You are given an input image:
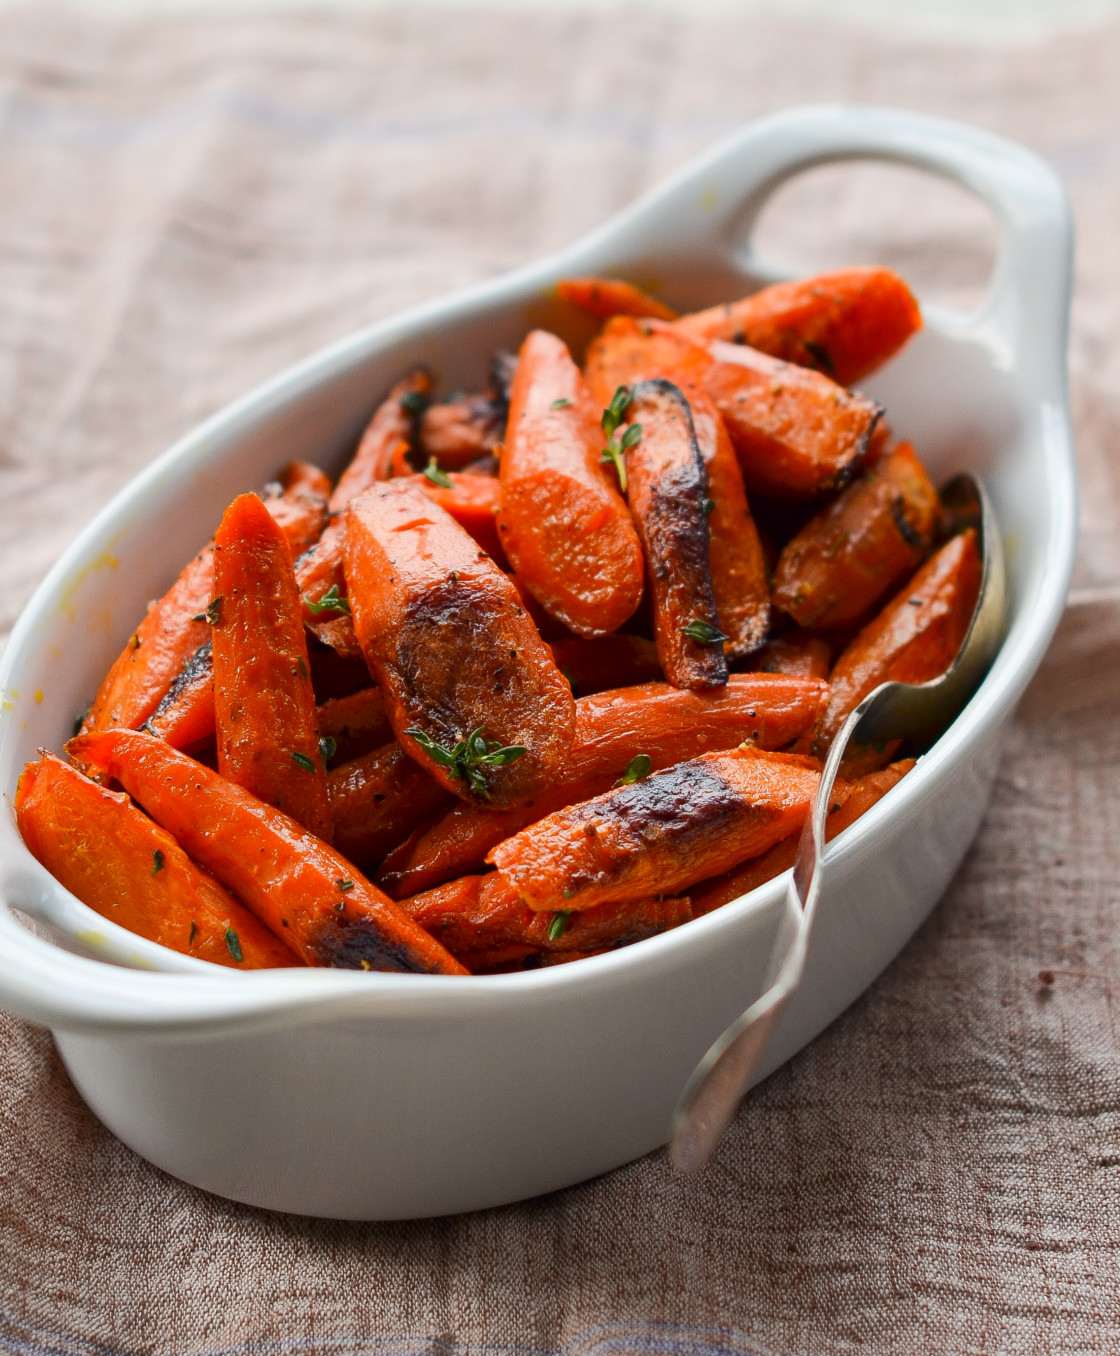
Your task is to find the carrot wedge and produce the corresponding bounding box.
[68,729,468,974]
[404,470,506,564]
[814,529,982,754]
[16,752,299,969]
[622,379,727,689]
[316,687,393,765]
[496,329,645,637]
[549,634,662,696]
[489,746,821,913]
[418,392,505,469]
[675,267,922,385]
[328,742,455,869]
[704,342,881,499]
[377,673,829,898]
[690,759,914,915]
[744,633,832,680]
[773,442,940,629]
[211,494,332,840]
[343,480,576,808]
[144,641,215,750]
[557,276,678,322]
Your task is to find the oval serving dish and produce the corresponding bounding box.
[0,106,1075,1219]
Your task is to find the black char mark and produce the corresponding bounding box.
[309,914,441,973]
[147,640,213,728]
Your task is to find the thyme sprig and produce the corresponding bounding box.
[600,386,641,493]
[405,725,527,798]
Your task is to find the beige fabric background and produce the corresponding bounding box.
[1,5,1120,1353]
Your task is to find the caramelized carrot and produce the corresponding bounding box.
[814,529,982,754]
[328,742,454,869]
[744,633,832,680]
[277,460,332,500]
[623,379,727,689]
[489,746,821,913]
[690,759,914,914]
[419,392,505,469]
[404,471,506,564]
[265,461,332,555]
[557,276,678,322]
[82,478,331,738]
[144,642,215,750]
[377,673,829,898]
[343,480,576,808]
[16,752,299,969]
[497,329,644,637]
[549,634,662,697]
[704,342,881,499]
[68,729,467,975]
[675,267,922,386]
[316,687,392,765]
[773,442,939,628]
[584,317,769,656]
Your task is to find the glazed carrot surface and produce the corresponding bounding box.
[16,753,299,969]
[343,480,576,807]
[316,688,393,765]
[328,741,454,869]
[744,634,832,680]
[406,470,506,565]
[69,729,467,974]
[419,392,505,469]
[557,276,678,322]
[497,329,645,637]
[549,634,662,697]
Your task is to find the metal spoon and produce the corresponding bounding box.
[670,473,1007,1173]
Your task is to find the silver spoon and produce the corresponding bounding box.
[670,473,1007,1173]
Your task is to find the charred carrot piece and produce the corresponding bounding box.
[549,634,662,697]
[557,276,678,322]
[814,529,982,754]
[68,729,467,974]
[690,759,915,915]
[211,494,332,840]
[496,329,645,637]
[584,317,769,657]
[418,392,505,469]
[343,480,576,808]
[16,752,300,969]
[316,687,392,765]
[265,461,332,556]
[82,478,332,739]
[704,342,882,499]
[403,470,506,565]
[773,442,940,629]
[489,746,821,913]
[144,641,215,750]
[328,742,455,869]
[675,267,922,386]
[377,673,829,898]
[277,460,332,500]
[744,633,832,680]
[622,379,727,689]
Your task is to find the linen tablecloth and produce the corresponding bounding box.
[2,6,1120,1352]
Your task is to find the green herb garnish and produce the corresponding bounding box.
[703,497,716,516]
[291,751,316,773]
[151,849,164,875]
[304,584,350,617]
[205,597,222,626]
[298,656,308,681]
[550,397,573,410]
[680,618,729,644]
[319,736,337,763]
[400,390,427,415]
[337,879,354,892]
[599,386,641,493]
[127,633,140,651]
[548,911,570,942]
[225,927,243,963]
[618,753,652,785]
[423,457,453,489]
[404,725,527,798]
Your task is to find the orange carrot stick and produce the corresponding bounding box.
[211,493,332,840]
[404,470,506,565]
[489,746,821,913]
[557,276,678,322]
[328,742,454,869]
[496,329,645,637]
[549,634,662,697]
[690,759,915,915]
[144,641,215,750]
[377,673,829,898]
[622,379,727,689]
[773,442,940,629]
[743,633,832,680]
[343,480,576,808]
[814,529,982,754]
[675,267,922,385]
[68,729,468,974]
[316,687,392,765]
[418,392,505,469]
[16,752,300,969]
[704,341,882,499]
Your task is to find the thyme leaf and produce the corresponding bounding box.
[423,457,453,489]
[681,618,729,644]
[304,584,350,617]
[404,725,527,798]
[548,911,570,942]
[618,753,652,785]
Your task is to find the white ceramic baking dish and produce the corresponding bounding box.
[0,105,1074,1219]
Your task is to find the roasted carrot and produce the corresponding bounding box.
[377,672,829,898]
[814,529,982,754]
[343,480,576,808]
[704,341,882,499]
[496,329,645,637]
[622,379,727,689]
[690,759,915,915]
[489,746,821,913]
[144,641,215,750]
[418,392,505,469]
[316,687,393,765]
[675,267,922,386]
[549,634,662,697]
[328,742,454,869]
[210,494,332,841]
[584,314,713,409]
[744,633,832,680]
[276,459,332,500]
[404,470,506,565]
[557,276,678,322]
[265,461,332,555]
[81,477,331,739]
[773,442,940,629]
[68,729,468,974]
[16,752,299,969]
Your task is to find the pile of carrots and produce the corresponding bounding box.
[15,266,983,975]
